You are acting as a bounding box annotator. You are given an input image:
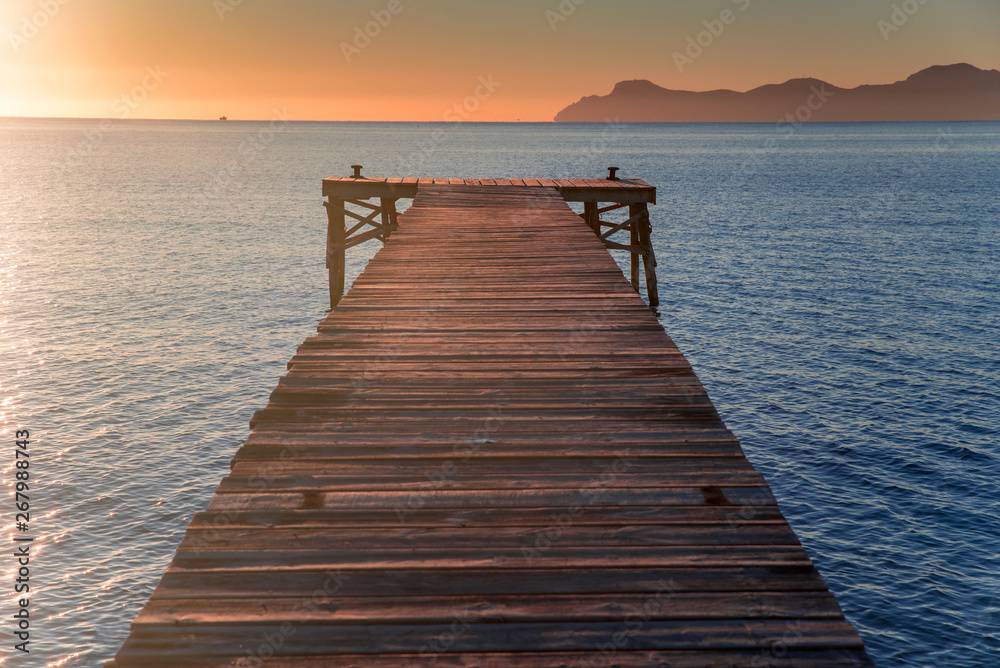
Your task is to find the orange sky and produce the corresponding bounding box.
[1,0,998,121]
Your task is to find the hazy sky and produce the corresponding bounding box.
[2,0,998,120]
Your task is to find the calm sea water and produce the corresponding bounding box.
[1,119,997,666]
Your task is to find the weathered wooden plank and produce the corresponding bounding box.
[169,545,814,571]
[226,457,757,475]
[205,487,779,511]
[559,187,656,205]
[178,525,802,553]
[187,505,787,529]
[109,650,875,668]
[152,565,831,599]
[322,179,418,200]
[231,442,747,462]
[113,619,866,656]
[134,590,847,625]
[248,420,750,435]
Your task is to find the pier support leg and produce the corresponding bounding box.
[637,203,659,308]
[584,201,599,234]
[325,197,346,309]
[380,197,399,241]
[585,198,658,307]
[629,204,641,293]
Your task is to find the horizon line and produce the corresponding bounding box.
[4,116,1000,124]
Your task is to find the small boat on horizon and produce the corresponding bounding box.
[219,116,228,121]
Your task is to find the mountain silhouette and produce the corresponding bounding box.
[554,64,1000,122]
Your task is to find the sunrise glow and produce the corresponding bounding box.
[1,0,998,121]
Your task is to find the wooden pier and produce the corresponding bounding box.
[108,173,873,667]
[322,168,660,309]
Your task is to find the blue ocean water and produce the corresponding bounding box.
[0,119,997,666]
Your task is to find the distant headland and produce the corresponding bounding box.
[554,64,1000,122]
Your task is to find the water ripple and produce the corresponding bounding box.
[1,119,997,666]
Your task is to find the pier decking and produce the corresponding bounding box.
[109,178,873,666]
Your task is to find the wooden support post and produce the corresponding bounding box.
[584,201,598,234]
[325,197,346,309]
[380,197,398,241]
[629,204,641,293]
[637,203,659,308]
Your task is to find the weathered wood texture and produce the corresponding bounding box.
[320,177,656,204]
[109,185,872,667]
[322,176,660,308]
